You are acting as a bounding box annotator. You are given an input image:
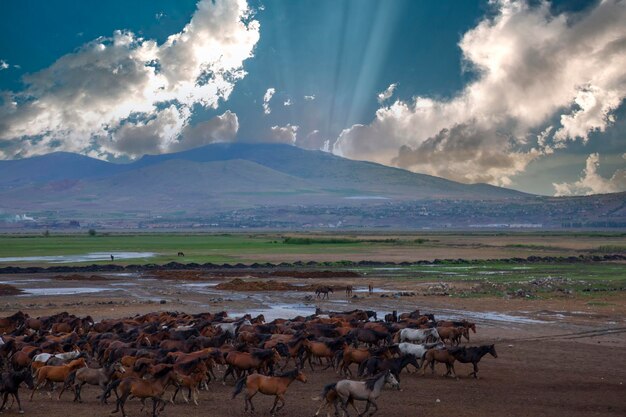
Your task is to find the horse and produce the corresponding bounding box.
[348,329,391,347]
[437,326,469,346]
[223,349,281,381]
[368,284,374,295]
[232,368,307,415]
[345,285,353,297]
[339,346,393,377]
[302,339,345,371]
[421,348,459,378]
[0,368,35,414]
[30,357,87,400]
[314,382,359,417]
[396,327,440,344]
[110,255,114,261]
[437,319,477,337]
[384,311,397,323]
[60,361,125,402]
[177,252,185,257]
[332,370,399,417]
[315,286,334,300]
[448,344,497,379]
[104,365,178,417]
[358,354,418,382]
[396,342,445,370]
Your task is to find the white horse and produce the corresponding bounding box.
[32,349,82,364]
[397,328,440,344]
[334,370,399,417]
[216,319,251,339]
[397,342,445,370]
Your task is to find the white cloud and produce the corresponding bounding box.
[155,12,165,20]
[377,83,397,104]
[263,87,275,114]
[334,0,626,186]
[283,98,292,106]
[553,153,626,196]
[297,129,325,150]
[0,60,9,70]
[0,0,260,159]
[304,95,315,101]
[268,124,298,144]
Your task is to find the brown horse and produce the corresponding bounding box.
[302,339,344,371]
[232,368,307,414]
[421,348,458,378]
[30,357,86,399]
[105,365,178,417]
[345,285,353,297]
[223,349,281,381]
[339,346,392,377]
[437,326,469,346]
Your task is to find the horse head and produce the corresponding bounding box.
[384,370,400,390]
[489,344,498,358]
[296,370,307,383]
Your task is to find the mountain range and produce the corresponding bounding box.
[1,143,624,229]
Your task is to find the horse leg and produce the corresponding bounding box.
[192,387,199,406]
[13,391,24,414]
[275,394,286,413]
[367,399,379,417]
[0,392,9,411]
[358,400,371,417]
[471,362,479,379]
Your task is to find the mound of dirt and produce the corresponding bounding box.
[214,279,347,292]
[53,274,115,281]
[0,283,23,296]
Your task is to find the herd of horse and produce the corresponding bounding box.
[0,308,497,416]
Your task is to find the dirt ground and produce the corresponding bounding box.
[1,271,625,417]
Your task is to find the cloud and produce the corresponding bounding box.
[0,0,260,159]
[304,95,315,101]
[297,129,325,150]
[268,124,298,144]
[263,87,275,114]
[334,0,626,186]
[553,153,626,196]
[155,12,165,20]
[377,83,397,104]
[283,98,292,106]
[0,60,9,70]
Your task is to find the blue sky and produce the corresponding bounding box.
[0,0,624,196]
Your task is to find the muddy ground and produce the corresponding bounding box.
[1,270,625,417]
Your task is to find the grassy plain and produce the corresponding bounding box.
[0,231,625,266]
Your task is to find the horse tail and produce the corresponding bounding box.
[232,376,247,399]
[101,378,122,404]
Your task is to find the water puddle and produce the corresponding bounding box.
[0,252,156,264]
[20,287,116,296]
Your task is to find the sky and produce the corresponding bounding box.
[0,0,625,196]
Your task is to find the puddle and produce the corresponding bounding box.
[20,287,116,296]
[181,283,219,288]
[433,308,548,324]
[0,252,156,264]
[353,287,391,293]
[0,278,52,284]
[236,304,315,321]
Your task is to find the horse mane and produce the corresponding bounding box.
[274,368,299,379]
[323,338,344,351]
[176,358,201,373]
[152,365,173,378]
[364,371,387,391]
[251,349,274,360]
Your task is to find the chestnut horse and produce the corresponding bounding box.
[232,368,307,414]
[30,357,86,399]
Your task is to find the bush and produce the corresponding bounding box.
[88,229,97,237]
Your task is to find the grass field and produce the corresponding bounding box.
[1,231,625,266]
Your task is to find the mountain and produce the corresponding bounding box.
[2,143,625,229]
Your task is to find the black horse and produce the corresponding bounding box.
[315,286,333,299]
[0,368,35,413]
[358,354,418,382]
[448,344,497,379]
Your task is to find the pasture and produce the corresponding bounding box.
[1,231,626,266]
